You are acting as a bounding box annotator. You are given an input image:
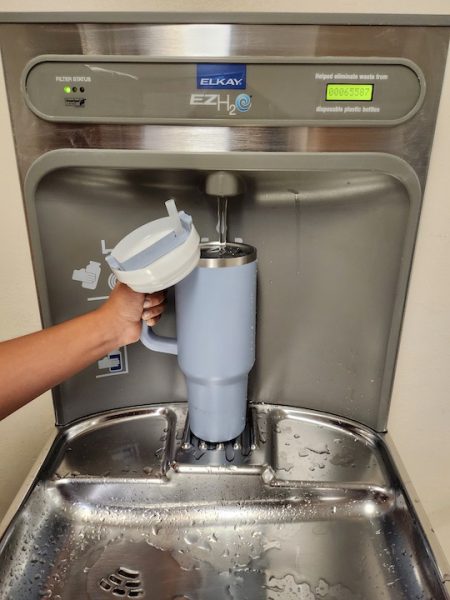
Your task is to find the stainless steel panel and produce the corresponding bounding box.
[0,24,447,184]
[25,155,419,429]
[0,23,448,426]
[0,405,447,599]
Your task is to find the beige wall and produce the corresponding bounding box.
[0,0,449,15]
[0,0,449,567]
[388,46,450,560]
[0,53,54,519]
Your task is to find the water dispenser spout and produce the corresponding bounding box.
[205,171,242,198]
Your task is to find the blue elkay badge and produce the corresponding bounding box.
[196,64,247,89]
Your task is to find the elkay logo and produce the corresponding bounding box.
[197,63,246,89]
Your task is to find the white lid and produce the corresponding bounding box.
[106,199,200,293]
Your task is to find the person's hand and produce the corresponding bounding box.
[0,283,166,417]
[97,283,166,347]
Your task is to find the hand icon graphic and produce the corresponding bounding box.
[98,356,121,370]
[72,261,101,290]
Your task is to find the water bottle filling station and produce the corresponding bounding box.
[0,18,449,598]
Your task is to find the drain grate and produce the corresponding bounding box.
[99,567,144,598]
[176,410,256,465]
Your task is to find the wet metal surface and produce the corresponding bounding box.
[0,404,447,599]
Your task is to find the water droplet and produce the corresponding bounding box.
[315,579,332,598]
[184,532,199,546]
[261,467,275,484]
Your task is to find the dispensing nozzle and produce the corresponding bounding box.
[205,171,242,198]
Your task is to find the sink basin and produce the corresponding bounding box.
[0,404,448,599]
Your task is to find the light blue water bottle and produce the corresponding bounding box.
[141,242,257,442]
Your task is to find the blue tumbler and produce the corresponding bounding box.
[141,242,257,443]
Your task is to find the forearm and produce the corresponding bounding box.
[0,309,120,420]
[0,283,165,421]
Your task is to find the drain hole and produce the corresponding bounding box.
[100,567,144,598]
[118,567,140,579]
[100,579,112,591]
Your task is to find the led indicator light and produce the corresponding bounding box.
[63,86,71,94]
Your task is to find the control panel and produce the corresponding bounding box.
[23,57,424,126]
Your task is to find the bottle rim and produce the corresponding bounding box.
[199,242,257,268]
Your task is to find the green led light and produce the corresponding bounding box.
[63,86,71,94]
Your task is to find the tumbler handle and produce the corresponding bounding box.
[140,320,178,355]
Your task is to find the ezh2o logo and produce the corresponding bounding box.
[191,63,252,116]
[235,93,251,112]
[190,92,252,115]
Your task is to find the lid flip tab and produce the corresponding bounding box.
[165,198,184,237]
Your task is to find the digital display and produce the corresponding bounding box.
[326,84,374,102]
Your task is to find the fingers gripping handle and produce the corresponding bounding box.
[140,321,178,355]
